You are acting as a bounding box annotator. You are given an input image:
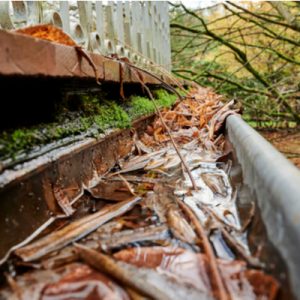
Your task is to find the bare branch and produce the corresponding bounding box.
[227,1,300,33]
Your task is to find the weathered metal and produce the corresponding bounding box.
[226,115,300,298]
[0,29,171,85]
[0,1,171,71]
[0,114,155,258]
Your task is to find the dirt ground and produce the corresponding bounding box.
[259,129,300,168]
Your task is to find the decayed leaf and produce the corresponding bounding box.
[76,244,212,300]
[42,263,130,300]
[88,180,136,201]
[16,25,77,46]
[15,197,141,262]
[1,263,130,300]
[53,186,75,216]
[114,247,279,300]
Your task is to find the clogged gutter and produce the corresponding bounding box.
[0,87,282,299]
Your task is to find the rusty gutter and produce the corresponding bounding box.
[0,29,176,85]
[226,115,300,298]
[0,114,155,258]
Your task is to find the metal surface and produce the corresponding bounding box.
[0,114,155,258]
[226,114,300,298]
[0,29,171,85]
[0,1,171,72]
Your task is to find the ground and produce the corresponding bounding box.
[259,129,300,168]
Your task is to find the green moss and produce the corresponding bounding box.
[93,102,131,129]
[155,89,177,108]
[128,96,155,119]
[0,120,91,158]
[128,89,177,119]
[0,89,178,161]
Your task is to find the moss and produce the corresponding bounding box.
[0,102,131,158]
[80,117,92,131]
[0,89,178,161]
[0,121,90,158]
[92,102,131,129]
[155,89,177,108]
[128,96,155,119]
[128,89,177,119]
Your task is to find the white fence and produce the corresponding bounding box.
[0,1,171,71]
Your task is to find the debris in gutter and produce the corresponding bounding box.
[0,87,281,300]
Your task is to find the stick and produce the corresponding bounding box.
[109,56,184,101]
[107,175,162,184]
[118,174,136,196]
[220,227,264,268]
[75,244,192,300]
[240,202,256,233]
[204,205,262,268]
[75,46,101,85]
[177,200,228,300]
[131,73,198,190]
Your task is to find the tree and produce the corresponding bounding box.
[170,1,300,126]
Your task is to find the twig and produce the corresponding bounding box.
[204,205,262,268]
[112,37,187,94]
[125,287,147,300]
[75,244,150,297]
[177,200,228,300]
[206,202,255,234]
[118,174,136,196]
[108,56,184,101]
[220,227,264,268]
[149,89,197,190]
[75,46,101,85]
[75,243,192,300]
[241,202,256,233]
[130,71,198,190]
[107,175,161,184]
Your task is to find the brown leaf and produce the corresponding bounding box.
[16,25,77,46]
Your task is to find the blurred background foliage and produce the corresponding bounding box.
[170,1,300,128]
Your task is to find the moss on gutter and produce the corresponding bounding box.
[128,89,177,119]
[0,89,177,161]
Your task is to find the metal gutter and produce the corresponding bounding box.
[226,114,300,298]
[0,114,155,259]
[0,29,173,85]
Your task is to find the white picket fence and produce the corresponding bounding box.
[0,1,171,71]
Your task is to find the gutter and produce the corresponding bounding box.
[226,115,300,298]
